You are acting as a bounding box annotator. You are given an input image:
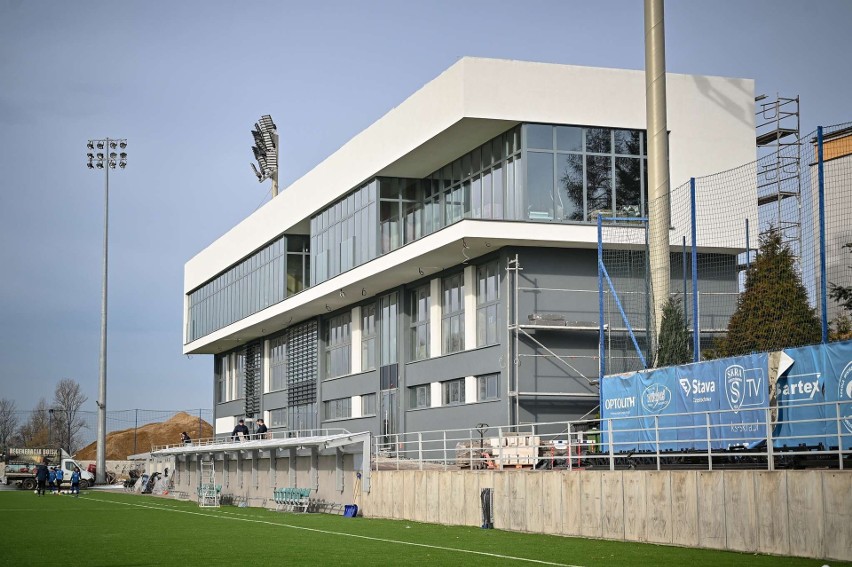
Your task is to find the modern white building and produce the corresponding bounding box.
[183,57,756,441]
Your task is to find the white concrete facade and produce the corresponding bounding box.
[183,57,755,355]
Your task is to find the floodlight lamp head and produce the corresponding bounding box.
[109,141,117,149]
[96,162,104,169]
[96,141,104,149]
[96,152,104,159]
[119,152,127,159]
[258,115,276,132]
[87,141,94,150]
[119,161,126,169]
[109,152,117,159]
[87,153,95,159]
[119,141,127,149]
[87,162,94,169]
[109,160,116,169]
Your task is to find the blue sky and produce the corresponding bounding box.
[1,0,850,413]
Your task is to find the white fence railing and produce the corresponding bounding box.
[372,400,851,472]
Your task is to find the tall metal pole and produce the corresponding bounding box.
[96,139,110,484]
[86,136,126,483]
[690,178,700,362]
[816,126,828,343]
[645,0,671,364]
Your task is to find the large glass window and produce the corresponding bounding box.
[477,373,498,401]
[410,285,430,360]
[476,261,500,347]
[361,304,377,372]
[361,393,376,416]
[442,378,465,405]
[269,335,287,391]
[324,397,352,420]
[268,408,287,428]
[287,236,310,295]
[187,238,290,343]
[287,403,316,431]
[324,313,351,379]
[524,124,646,223]
[219,351,245,402]
[310,180,377,286]
[380,293,398,366]
[409,385,431,409]
[442,273,465,354]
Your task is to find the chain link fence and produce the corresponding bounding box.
[601,121,852,373]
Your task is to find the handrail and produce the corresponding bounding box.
[370,399,850,472]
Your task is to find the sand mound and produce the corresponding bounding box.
[75,411,213,460]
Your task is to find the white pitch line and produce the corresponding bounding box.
[85,496,584,567]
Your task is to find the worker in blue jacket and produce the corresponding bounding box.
[70,467,81,497]
[54,466,64,492]
[48,467,56,493]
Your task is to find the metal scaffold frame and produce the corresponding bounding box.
[505,255,599,428]
[755,94,802,263]
[198,458,220,508]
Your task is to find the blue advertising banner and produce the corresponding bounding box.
[779,340,852,450]
[601,353,768,452]
[601,340,852,453]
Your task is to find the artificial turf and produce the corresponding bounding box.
[0,490,844,567]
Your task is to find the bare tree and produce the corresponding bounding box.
[53,379,88,454]
[0,398,19,451]
[18,399,50,448]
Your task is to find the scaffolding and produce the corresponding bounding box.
[505,255,600,427]
[755,94,802,262]
[198,459,220,508]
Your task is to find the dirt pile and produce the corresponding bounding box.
[75,411,213,460]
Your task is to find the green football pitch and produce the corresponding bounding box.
[0,490,844,566]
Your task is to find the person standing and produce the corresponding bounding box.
[255,418,268,440]
[35,462,49,496]
[54,466,65,493]
[48,467,56,493]
[70,467,81,498]
[181,431,192,444]
[231,419,249,441]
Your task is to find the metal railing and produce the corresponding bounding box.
[372,400,851,472]
[151,427,352,452]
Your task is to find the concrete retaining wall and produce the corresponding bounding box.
[360,469,851,562]
[168,453,849,562]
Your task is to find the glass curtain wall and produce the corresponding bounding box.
[524,124,647,222]
[186,235,310,343]
[311,180,377,285]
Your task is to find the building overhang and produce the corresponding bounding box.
[183,217,746,355]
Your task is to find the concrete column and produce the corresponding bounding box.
[644,0,671,354]
[429,278,441,356]
[430,382,442,408]
[351,306,362,372]
[464,265,476,349]
[464,376,476,403]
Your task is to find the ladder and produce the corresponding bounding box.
[198,459,219,508]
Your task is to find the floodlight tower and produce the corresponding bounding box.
[85,138,127,484]
[250,115,279,197]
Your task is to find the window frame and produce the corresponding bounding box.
[409,284,430,361]
[476,261,500,347]
[441,273,465,354]
[442,378,465,406]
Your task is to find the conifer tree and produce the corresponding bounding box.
[656,296,692,366]
[718,231,821,356]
